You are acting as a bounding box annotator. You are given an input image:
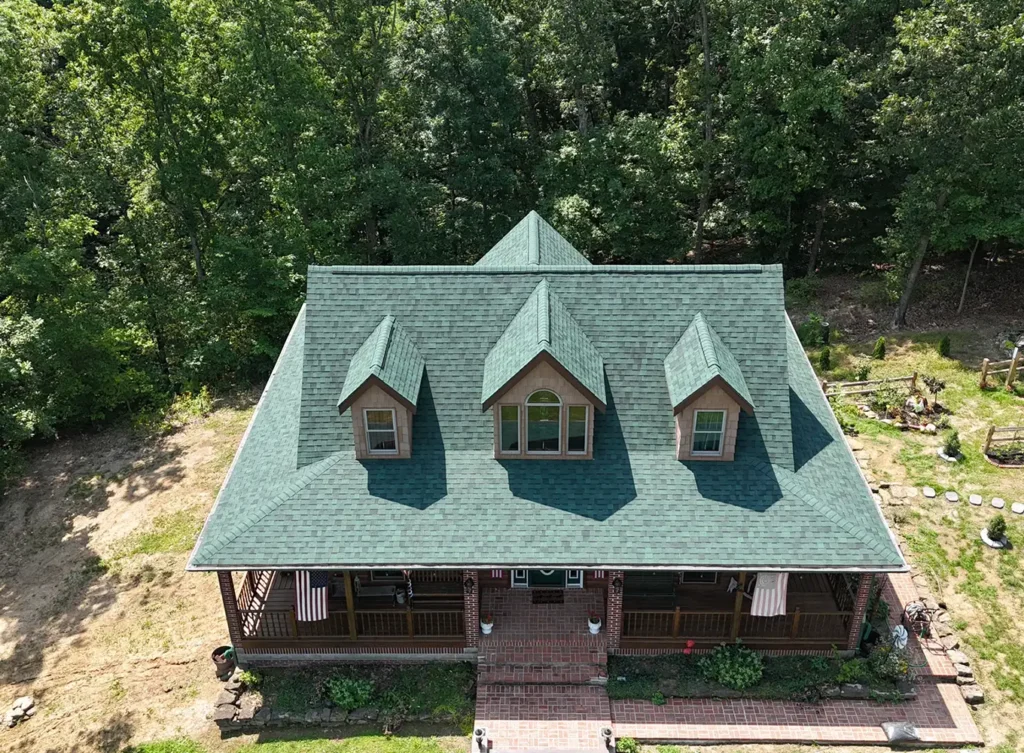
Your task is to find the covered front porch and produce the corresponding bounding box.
[621,571,860,649]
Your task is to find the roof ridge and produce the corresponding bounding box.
[536,280,550,346]
[372,314,395,373]
[320,264,780,276]
[692,313,721,373]
[528,211,540,265]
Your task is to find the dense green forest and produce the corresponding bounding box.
[1,0,1023,485]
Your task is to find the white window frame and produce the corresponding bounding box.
[511,569,529,588]
[691,409,725,456]
[499,404,521,454]
[566,570,584,588]
[526,390,562,455]
[364,408,398,455]
[566,405,588,454]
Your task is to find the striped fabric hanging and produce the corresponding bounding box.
[295,570,329,621]
[750,573,788,617]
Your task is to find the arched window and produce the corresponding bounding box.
[526,390,561,453]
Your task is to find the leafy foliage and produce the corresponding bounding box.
[697,643,763,690]
[616,737,640,753]
[938,335,951,358]
[943,429,962,457]
[818,346,832,372]
[873,337,887,360]
[323,676,374,710]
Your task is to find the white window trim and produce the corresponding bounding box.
[566,405,589,455]
[364,407,399,455]
[511,569,529,588]
[691,409,725,456]
[525,391,562,455]
[498,404,521,454]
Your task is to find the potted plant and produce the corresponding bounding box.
[982,514,1009,549]
[588,611,602,635]
[480,613,494,635]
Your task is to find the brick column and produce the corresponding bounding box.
[464,569,480,649]
[218,571,244,646]
[606,570,624,652]
[847,573,874,650]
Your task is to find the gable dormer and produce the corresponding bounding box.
[482,280,605,459]
[338,316,424,459]
[665,313,754,462]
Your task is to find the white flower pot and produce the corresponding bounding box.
[588,620,602,635]
[480,622,493,635]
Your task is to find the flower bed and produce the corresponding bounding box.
[608,645,914,704]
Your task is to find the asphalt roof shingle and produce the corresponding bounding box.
[665,312,754,412]
[189,216,904,572]
[338,315,425,411]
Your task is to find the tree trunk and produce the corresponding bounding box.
[366,212,381,264]
[806,199,826,276]
[892,190,948,329]
[188,223,206,284]
[956,238,980,315]
[692,0,712,263]
[575,85,589,136]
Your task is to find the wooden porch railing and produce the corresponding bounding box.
[238,608,465,641]
[623,608,851,644]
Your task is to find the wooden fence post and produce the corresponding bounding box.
[1007,348,1021,388]
[731,572,747,641]
[980,358,990,389]
[911,372,918,392]
[983,426,995,456]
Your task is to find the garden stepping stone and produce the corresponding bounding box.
[1012,503,1024,515]
[923,487,936,498]
[992,498,1005,509]
[969,494,983,506]
[945,491,959,503]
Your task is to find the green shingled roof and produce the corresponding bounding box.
[189,213,904,573]
[481,280,606,409]
[475,211,592,267]
[665,312,754,412]
[338,315,424,412]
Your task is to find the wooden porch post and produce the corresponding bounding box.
[217,571,244,646]
[343,570,358,640]
[847,573,875,651]
[730,572,747,641]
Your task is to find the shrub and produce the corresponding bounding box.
[872,336,886,360]
[830,399,859,436]
[922,375,945,396]
[323,676,373,710]
[817,346,832,372]
[866,642,912,684]
[797,313,827,347]
[651,690,666,705]
[836,658,869,684]
[698,643,763,690]
[938,335,951,358]
[943,429,961,457]
[238,669,263,690]
[617,737,640,753]
[855,364,871,382]
[870,384,906,418]
[785,277,820,309]
[988,514,1007,540]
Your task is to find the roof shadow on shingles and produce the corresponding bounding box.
[498,383,635,520]
[790,387,835,472]
[689,412,783,512]
[363,373,447,509]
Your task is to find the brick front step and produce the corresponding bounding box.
[480,662,607,686]
[481,643,607,667]
[474,684,612,753]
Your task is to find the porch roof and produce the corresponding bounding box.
[188,258,904,572]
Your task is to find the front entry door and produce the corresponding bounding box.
[511,569,585,588]
[529,569,565,588]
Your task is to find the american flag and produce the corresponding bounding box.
[750,572,789,617]
[295,570,329,621]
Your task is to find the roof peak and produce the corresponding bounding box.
[372,315,396,373]
[474,211,592,268]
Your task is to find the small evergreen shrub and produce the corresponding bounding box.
[698,643,763,690]
[872,336,886,360]
[938,335,951,358]
[324,676,374,710]
[943,429,961,457]
[818,346,832,372]
[797,313,827,347]
[988,514,1007,540]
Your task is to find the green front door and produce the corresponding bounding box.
[528,569,566,588]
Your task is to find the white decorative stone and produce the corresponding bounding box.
[992,497,1005,509]
[981,529,1007,549]
[945,491,959,503]
[923,487,936,498]
[1012,503,1024,515]
[969,494,983,506]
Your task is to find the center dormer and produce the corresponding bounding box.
[481,280,606,459]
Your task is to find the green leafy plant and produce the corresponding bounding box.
[323,675,374,710]
[797,313,828,347]
[870,384,906,418]
[943,429,961,457]
[855,364,871,382]
[835,658,869,684]
[938,335,951,358]
[238,669,263,690]
[866,642,913,684]
[651,690,666,705]
[830,398,860,436]
[817,346,832,372]
[988,514,1007,540]
[617,737,640,753]
[698,643,763,690]
[873,336,886,360]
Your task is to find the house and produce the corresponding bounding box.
[187,211,906,665]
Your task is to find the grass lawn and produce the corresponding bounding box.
[126,736,468,753]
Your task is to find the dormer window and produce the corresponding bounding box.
[365,409,398,454]
[527,390,561,453]
[692,410,725,455]
[500,406,520,453]
[568,406,588,454]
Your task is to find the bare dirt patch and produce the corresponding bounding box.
[0,395,256,752]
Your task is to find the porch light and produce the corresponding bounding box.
[464,576,476,592]
[611,576,622,592]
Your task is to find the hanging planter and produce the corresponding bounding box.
[588,612,602,635]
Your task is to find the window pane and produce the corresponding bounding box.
[368,431,396,451]
[568,406,587,452]
[366,410,395,431]
[528,390,560,404]
[695,411,723,432]
[500,406,519,452]
[692,432,721,453]
[527,405,560,451]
